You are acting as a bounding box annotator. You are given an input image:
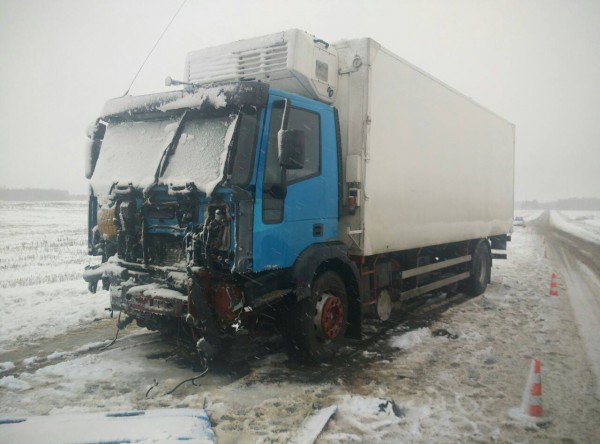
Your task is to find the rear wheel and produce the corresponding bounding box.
[466,240,491,296]
[284,271,348,363]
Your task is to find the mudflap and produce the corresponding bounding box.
[0,408,215,443]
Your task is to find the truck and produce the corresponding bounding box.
[83,29,514,363]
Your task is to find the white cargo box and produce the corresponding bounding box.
[333,38,515,256]
[185,30,338,103]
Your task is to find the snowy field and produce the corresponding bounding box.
[0,202,108,353]
[1,203,600,443]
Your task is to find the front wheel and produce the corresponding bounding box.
[466,240,491,296]
[284,271,348,363]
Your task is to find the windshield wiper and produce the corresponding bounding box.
[154,111,188,181]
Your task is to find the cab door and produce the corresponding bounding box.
[252,92,338,271]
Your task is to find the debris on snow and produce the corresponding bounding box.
[322,395,404,442]
[290,405,337,444]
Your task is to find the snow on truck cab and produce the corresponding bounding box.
[83,29,514,362]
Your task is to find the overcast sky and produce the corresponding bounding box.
[1,0,599,201]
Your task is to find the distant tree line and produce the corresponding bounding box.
[0,188,87,201]
[516,197,600,210]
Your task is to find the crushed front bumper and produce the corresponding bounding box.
[110,283,189,318]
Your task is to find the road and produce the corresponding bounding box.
[535,211,600,399]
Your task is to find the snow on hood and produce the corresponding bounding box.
[101,91,184,117]
[100,84,235,118]
[158,85,234,113]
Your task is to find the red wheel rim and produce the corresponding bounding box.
[320,295,343,339]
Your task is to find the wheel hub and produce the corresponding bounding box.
[314,293,344,340]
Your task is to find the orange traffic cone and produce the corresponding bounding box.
[549,273,558,296]
[508,359,552,425]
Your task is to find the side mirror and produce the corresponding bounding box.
[277,129,305,170]
[84,120,106,179]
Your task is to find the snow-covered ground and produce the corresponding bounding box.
[0,202,108,353]
[549,210,600,245]
[1,203,600,443]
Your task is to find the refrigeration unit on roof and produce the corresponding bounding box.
[184,29,338,103]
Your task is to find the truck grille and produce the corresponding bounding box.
[146,235,185,266]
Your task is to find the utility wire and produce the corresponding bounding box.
[122,0,188,96]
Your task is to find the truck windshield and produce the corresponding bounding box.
[91,116,181,196]
[90,112,244,198]
[160,114,237,191]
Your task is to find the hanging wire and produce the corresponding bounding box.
[100,311,122,351]
[122,0,188,96]
[163,367,209,396]
[145,367,209,398]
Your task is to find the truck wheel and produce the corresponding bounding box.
[285,271,348,363]
[466,240,491,297]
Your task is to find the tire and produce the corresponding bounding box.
[466,240,491,297]
[284,271,348,363]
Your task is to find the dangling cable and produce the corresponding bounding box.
[100,311,135,351]
[163,367,209,396]
[122,0,188,96]
[145,365,209,398]
[100,311,122,351]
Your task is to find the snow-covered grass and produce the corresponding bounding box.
[0,202,97,287]
[0,202,108,352]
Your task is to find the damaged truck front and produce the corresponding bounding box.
[84,30,514,364]
[84,82,275,358]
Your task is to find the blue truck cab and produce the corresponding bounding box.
[84,82,358,362]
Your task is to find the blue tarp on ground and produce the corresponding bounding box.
[0,408,215,443]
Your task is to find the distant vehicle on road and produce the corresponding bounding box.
[514,216,526,227]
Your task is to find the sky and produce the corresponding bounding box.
[0,0,599,202]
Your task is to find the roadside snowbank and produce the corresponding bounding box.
[550,210,600,244]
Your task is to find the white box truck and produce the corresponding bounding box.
[84,29,514,362]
